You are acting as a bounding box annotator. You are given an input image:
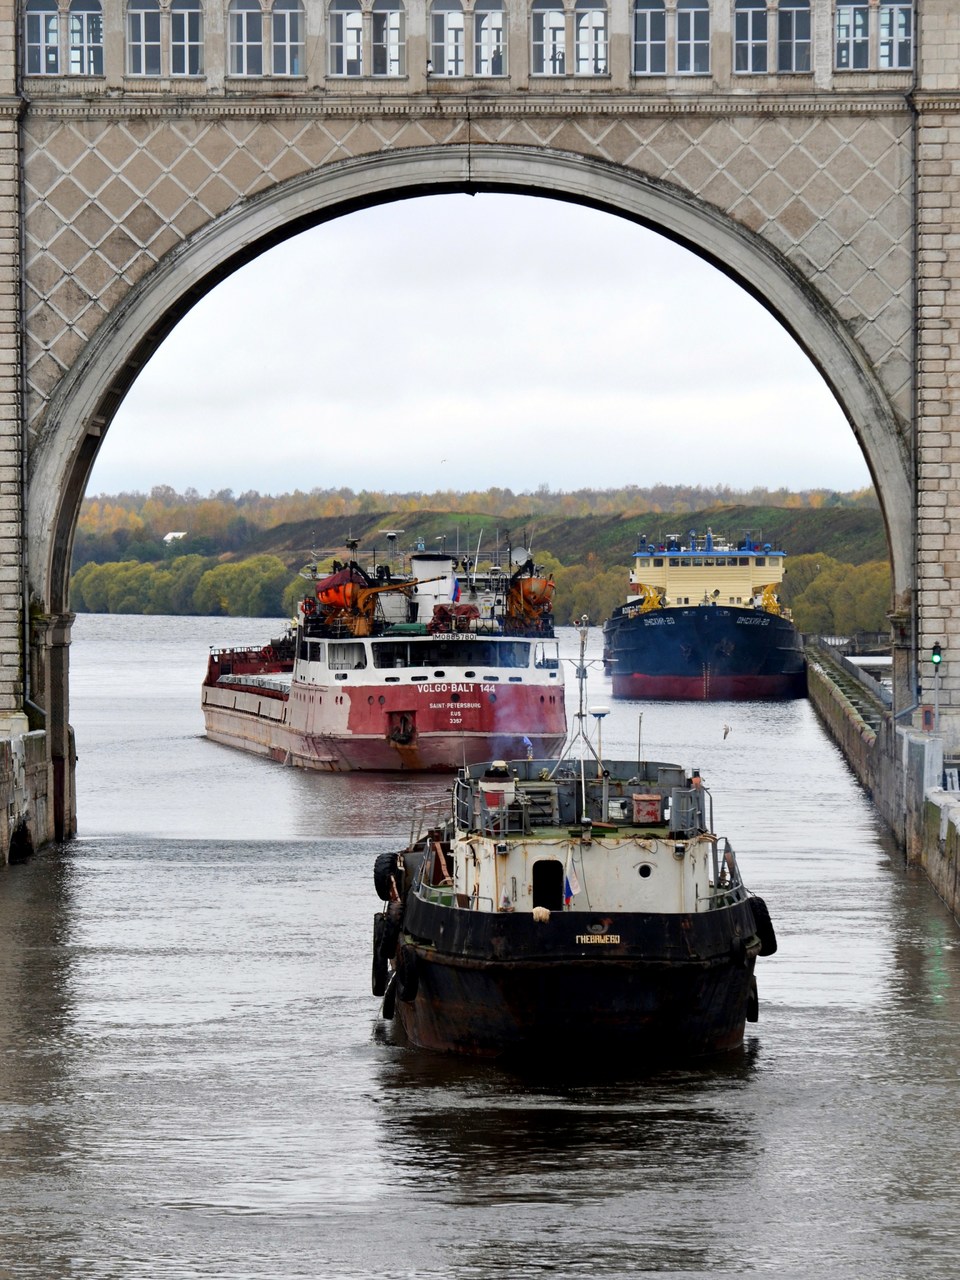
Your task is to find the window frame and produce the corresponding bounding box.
[372,0,405,76]
[329,0,363,76]
[272,0,305,75]
[733,0,766,75]
[835,1,869,71]
[228,0,264,76]
[430,0,465,78]
[26,0,61,76]
[777,0,810,74]
[675,0,709,76]
[531,0,566,77]
[474,0,505,77]
[632,0,665,76]
[878,0,913,70]
[68,0,104,75]
[574,0,607,76]
[127,0,162,76]
[170,0,203,76]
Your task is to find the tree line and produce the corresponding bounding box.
[71,547,892,635]
[75,482,880,569]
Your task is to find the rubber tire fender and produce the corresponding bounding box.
[750,896,778,957]
[396,944,420,1002]
[372,914,390,997]
[374,851,400,902]
[746,974,759,1023]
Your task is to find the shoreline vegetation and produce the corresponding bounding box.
[71,483,889,633]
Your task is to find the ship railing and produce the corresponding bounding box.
[698,837,749,907]
[416,881,495,912]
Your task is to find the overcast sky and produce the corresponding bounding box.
[88,192,871,498]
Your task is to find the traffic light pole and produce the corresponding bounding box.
[932,643,943,734]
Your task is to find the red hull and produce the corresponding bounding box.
[611,671,806,700]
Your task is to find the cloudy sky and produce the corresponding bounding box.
[88,192,871,498]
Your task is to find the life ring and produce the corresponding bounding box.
[260,646,275,661]
[302,597,317,615]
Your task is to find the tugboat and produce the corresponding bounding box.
[201,534,566,771]
[371,623,777,1059]
[602,529,806,700]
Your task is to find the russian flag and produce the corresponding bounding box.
[452,576,461,602]
[564,864,581,906]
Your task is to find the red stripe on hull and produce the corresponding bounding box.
[611,672,806,701]
[294,731,569,772]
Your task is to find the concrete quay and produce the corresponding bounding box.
[806,641,959,925]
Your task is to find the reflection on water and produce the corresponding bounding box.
[0,615,956,1277]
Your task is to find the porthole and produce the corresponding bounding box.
[638,864,653,879]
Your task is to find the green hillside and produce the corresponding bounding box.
[242,504,888,573]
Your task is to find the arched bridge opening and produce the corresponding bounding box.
[26,148,914,836]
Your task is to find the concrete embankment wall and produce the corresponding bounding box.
[0,731,54,863]
[806,653,958,924]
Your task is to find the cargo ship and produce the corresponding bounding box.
[602,529,806,700]
[371,624,777,1059]
[201,538,567,771]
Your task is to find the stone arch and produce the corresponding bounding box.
[27,143,913,616]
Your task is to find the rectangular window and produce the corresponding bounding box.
[676,5,709,74]
[171,9,203,75]
[128,10,162,75]
[879,3,912,69]
[69,10,104,74]
[575,9,607,75]
[231,10,263,75]
[273,9,304,74]
[835,2,868,70]
[734,6,766,74]
[432,12,465,76]
[633,5,666,75]
[532,7,566,75]
[330,10,363,75]
[27,11,60,74]
[373,10,404,75]
[474,9,505,75]
[777,2,811,72]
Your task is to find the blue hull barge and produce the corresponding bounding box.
[603,529,806,700]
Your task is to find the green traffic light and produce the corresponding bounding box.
[932,642,943,665]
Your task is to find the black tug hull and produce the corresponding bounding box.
[396,895,760,1059]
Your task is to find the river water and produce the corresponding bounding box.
[1,614,959,1279]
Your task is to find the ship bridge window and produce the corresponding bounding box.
[755,557,766,566]
[371,640,530,668]
[653,557,664,566]
[299,639,325,662]
[534,642,559,669]
[329,642,366,670]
